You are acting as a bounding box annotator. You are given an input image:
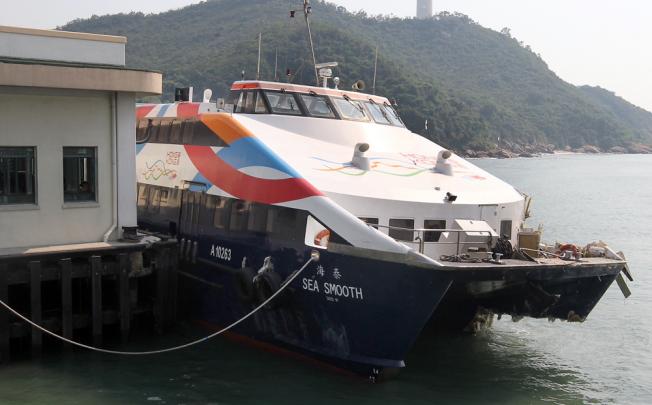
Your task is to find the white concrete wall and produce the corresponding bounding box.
[0,31,125,66]
[116,92,137,233]
[0,86,115,249]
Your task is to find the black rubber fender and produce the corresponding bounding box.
[253,271,285,309]
[235,267,257,302]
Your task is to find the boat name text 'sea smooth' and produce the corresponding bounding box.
[302,278,364,300]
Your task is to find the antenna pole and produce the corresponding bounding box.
[303,0,320,86]
[372,45,379,95]
[274,48,278,81]
[256,32,262,80]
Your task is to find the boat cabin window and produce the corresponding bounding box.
[233,92,245,113]
[271,205,306,242]
[137,118,225,147]
[136,119,151,143]
[389,218,415,242]
[159,188,178,226]
[230,200,250,231]
[153,120,173,143]
[254,92,269,113]
[243,92,255,113]
[233,91,269,114]
[183,119,228,147]
[137,184,148,209]
[148,187,161,214]
[359,217,379,229]
[300,94,336,118]
[263,91,303,116]
[227,88,406,127]
[332,97,369,122]
[159,189,169,207]
[382,103,405,127]
[424,220,446,242]
[212,196,229,230]
[247,202,269,233]
[363,101,391,125]
[225,91,239,113]
[169,120,184,144]
[500,220,513,239]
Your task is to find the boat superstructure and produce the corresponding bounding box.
[135,80,631,378]
[225,81,525,258]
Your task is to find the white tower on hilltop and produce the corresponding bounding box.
[417,0,433,19]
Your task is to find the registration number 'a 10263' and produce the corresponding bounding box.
[210,244,232,261]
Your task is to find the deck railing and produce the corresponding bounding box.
[369,224,494,255]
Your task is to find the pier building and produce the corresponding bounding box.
[0,25,161,248]
[0,26,175,364]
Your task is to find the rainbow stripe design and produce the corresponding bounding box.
[137,104,322,204]
[133,110,320,204]
[186,115,321,204]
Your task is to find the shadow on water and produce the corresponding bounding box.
[400,329,605,405]
[0,323,606,405]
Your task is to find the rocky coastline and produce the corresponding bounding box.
[459,142,652,159]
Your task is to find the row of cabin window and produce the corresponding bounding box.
[228,90,405,127]
[359,218,447,242]
[226,90,322,118]
[137,184,308,243]
[136,119,226,147]
[359,217,513,242]
[205,194,347,244]
[228,90,339,119]
[0,146,97,205]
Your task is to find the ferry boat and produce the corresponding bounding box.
[135,80,631,379]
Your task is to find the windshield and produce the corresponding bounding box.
[364,101,391,125]
[332,97,369,121]
[300,94,336,118]
[382,103,405,127]
[264,91,302,115]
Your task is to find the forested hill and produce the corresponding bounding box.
[62,0,652,152]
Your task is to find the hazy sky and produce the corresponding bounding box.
[2,0,650,111]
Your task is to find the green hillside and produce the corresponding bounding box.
[62,0,652,152]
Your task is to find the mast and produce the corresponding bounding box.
[303,0,320,86]
[274,48,278,81]
[256,32,262,80]
[372,45,379,95]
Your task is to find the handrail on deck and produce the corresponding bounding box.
[368,224,494,255]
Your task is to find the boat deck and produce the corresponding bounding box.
[444,256,625,268]
[439,256,627,282]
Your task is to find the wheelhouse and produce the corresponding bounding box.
[226,81,405,127]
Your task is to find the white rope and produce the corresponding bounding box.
[0,253,318,356]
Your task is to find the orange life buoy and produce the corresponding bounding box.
[314,229,331,247]
[558,243,579,256]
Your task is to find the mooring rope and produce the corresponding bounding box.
[0,251,319,356]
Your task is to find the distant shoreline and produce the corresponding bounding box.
[465,151,651,160]
[459,143,652,159]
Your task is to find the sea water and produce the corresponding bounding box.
[0,154,650,404]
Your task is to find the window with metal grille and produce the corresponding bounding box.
[63,147,97,202]
[0,147,36,205]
